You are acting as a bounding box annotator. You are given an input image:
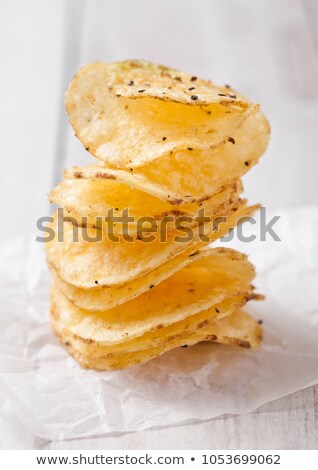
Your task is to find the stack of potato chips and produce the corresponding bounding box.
[46,61,270,370]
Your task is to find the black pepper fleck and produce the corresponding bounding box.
[138,89,145,93]
[190,76,197,82]
[191,95,198,100]
[188,87,195,91]
[162,136,167,141]
[189,250,199,257]
[228,137,236,144]
[95,280,98,285]
[128,80,134,86]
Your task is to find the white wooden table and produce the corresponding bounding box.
[0,0,317,449]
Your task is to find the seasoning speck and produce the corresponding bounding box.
[224,84,231,89]
[189,250,199,257]
[215,307,220,313]
[258,319,264,325]
[162,136,167,141]
[191,94,198,101]
[244,161,250,166]
[228,137,236,144]
[188,147,193,151]
[190,76,197,82]
[181,345,188,348]
[128,80,134,86]
[174,76,182,81]
[188,87,195,91]
[138,89,145,93]
[229,94,237,99]
[94,280,98,285]
[149,284,155,289]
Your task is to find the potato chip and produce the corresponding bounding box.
[51,245,215,312]
[46,200,259,290]
[51,200,257,312]
[103,60,250,107]
[51,309,262,370]
[64,111,269,204]
[50,248,255,348]
[51,295,244,360]
[50,248,255,349]
[65,61,258,168]
[51,245,236,312]
[49,178,240,235]
[53,244,254,314]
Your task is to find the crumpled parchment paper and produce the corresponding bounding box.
[0,206,317,441]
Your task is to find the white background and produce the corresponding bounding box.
[0,0,317,449]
